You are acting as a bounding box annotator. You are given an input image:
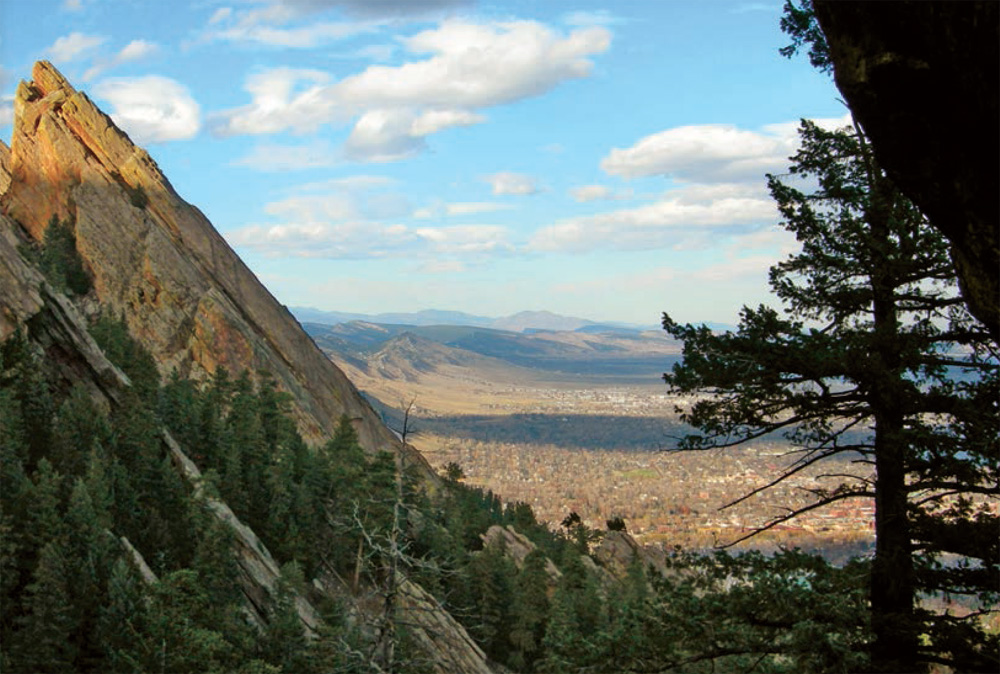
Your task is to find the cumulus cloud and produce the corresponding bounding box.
[84,39,160,80]
[208,68,337,136]
[529,182,775,253]
[47,32,106,63]
[413,225,513,254]
[484,171,538,196]
[210,18,610,161]
[226,173,514,260]
[568,184,636,203]
[342,107,484,162]
[228,219,511,259]
[93,76,201,143]
[601,115,851,183]
[227,221,417,258]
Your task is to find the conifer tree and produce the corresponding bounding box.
[508,549,551,671]
[663,119,998,672]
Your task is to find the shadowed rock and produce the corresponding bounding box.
[814,1,999,337]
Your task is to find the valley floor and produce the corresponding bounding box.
[333,353,877,561]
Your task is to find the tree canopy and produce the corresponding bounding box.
[663,119,998,673]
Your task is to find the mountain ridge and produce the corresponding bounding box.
[0,61,403,456]
[292,306,661,333]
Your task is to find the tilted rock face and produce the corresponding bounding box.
[482,525,561,580]
[0,225,321,632]
[1,61,405,454]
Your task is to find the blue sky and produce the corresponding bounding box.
[0,0,846,326]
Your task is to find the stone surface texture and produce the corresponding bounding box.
[1,61,405,454]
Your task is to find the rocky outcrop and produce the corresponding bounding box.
[592,529,667,579]
[0,217,323,632]
[0,61,410,456]
[0,141,10,195]
[482,525,561,580]
[0,213,128,404]
[813,1,999,338]
[397,577,494,674]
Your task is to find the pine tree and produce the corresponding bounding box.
[98,557,149,673]
[15,539,79,672]
[508,549,551,671]
[663,119,998,672]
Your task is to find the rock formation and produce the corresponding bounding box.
[813,1,999,338]
[0,64,490,671]
[1,61,408,455]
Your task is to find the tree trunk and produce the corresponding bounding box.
[867,164,920,673]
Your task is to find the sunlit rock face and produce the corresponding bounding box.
[0,60,401,452]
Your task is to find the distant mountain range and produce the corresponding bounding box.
[291,307,660,333]
[302,319,683,383]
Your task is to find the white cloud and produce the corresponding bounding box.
[484,171,538,196]
[93,76,201,144]
[84,39,160,81]
[0,95,14,126]
[234,141,340,171]
[213,19,376,48]
[227,173,512,260]
[208,7,233,24]
[227,220,511,259]
[117,39,159,62]
[689,254,779,283]
[414,225,512,254]
[568,184,633,202]
[601,115,851,183]
[414,200,512,219]
[227,221,417,258]
[62,0,83,11]
[410,108,484,135]
[47,32,106,64]
[339,20,609,108]
[200,1,378,48]
[264,193,358,222]
[342,107,484,162]
[570,184,611,202]
[530,182,776,253]
[209,68,337,136]
[210,18,610,161]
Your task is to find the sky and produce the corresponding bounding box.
[0,0,847,326]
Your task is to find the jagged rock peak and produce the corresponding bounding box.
[0,61,408,457]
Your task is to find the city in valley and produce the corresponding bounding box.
[304,316,878,561]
